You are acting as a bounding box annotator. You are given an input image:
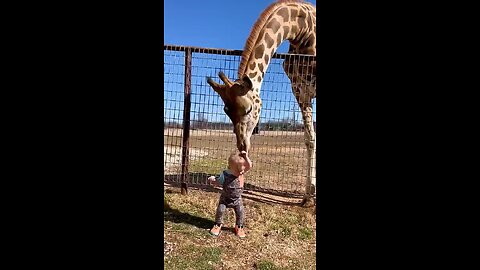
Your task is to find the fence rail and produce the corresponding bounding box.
[164,44,316,196]
[164,44,316,59]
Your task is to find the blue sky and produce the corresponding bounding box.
[164,0,316,124]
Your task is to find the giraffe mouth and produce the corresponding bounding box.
[237,138,250,153]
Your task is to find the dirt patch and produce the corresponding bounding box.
[164,146,209,173]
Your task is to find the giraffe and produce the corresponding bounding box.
[207,0,316,206]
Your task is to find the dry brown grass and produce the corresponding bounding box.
[164,187,316,270]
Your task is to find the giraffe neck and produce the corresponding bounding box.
[238,1,316,96]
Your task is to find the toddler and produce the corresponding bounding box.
[208,150,253,238]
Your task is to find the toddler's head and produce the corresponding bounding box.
[228,151,247,174]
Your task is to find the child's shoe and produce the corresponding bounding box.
[209,224,222,236]
[234,225,246,238]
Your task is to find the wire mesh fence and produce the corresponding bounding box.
[164,45,316,196]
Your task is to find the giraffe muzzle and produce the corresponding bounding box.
[237,142,246,152]
[237,138,251,153]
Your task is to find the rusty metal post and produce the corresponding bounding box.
[180,48,192,195]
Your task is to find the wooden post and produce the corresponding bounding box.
[180,48,192,195]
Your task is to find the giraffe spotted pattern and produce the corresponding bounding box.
[207,0,316,206]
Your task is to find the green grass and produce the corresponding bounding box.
[269,222,292,237]
[166,222,205,238]
[256,260,279,270]
[297,227,314,240]
[265,210,301,238]
[165,246,222,270]
[189,158,227,176]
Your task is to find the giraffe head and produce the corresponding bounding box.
[207,72,258,152]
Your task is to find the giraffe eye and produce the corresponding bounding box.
[224,106,229,113]
[245,106,253,115]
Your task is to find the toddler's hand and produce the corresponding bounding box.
[240,150,248,157]
[208,176,217,185]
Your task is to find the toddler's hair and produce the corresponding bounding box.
[228,151,245,171]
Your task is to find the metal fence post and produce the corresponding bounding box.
[180,48,192,195]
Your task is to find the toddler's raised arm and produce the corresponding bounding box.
[240,151,253,173]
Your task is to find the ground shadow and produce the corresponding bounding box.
[164,201,213,230]
[243,183,304,199]
[242,191,299,206]
[164,201,234,231]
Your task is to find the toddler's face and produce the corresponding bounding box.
[229,157,245,173]
[238,162,246,172]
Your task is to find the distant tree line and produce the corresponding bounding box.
[164,118,316,132]
[260,120,304,131]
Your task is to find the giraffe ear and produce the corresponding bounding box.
[240,75,253,89]
[232,75,253,96]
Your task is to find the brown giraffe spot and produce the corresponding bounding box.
[291,9,298,19]
[291,25,298,36]
[255,44,264,59]
[266,18,281,33]
[283,26,289,39]
[249,62,256,70]
[254,98,260,103]
[277,7,289,21]
[248,71,257,79]
[264,32,274,49]
[298,8,306,18]
[276,33,282,47]
[257,77,262,82]
[298,17,306,29]
[264,54,269,64]
[258,63,264,74]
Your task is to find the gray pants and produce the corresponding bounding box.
[214,196,244,226]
